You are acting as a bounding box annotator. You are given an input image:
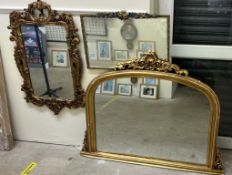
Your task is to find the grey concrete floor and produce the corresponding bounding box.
[29,67,74,99]
[0,141,232,175]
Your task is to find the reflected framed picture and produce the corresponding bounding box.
[95,85,101,94]
[83,17,107,36]
[114,50,129,61]
[143,78,158,85]
[52,49,68,67]
[97,40,112,61]
[137,50,145,58]
[118,84,132,96]
[138,41,155,52]
[101,80,116,95]
[140,84,158,99]
[87,41,97,60]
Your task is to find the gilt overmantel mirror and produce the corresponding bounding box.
[8,0,85,114]
[81,52,224,174]
[81,12,169,69]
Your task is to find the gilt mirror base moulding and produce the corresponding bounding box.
[8,0,85,114]
[81,52,224,175]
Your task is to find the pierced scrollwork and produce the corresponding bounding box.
[82,130,89,152]
[115,51,188,76]
[213,150,223,170]
[97,11,154,20]
[8,0,85,114]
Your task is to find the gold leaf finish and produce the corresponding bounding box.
[8,0,85,114]
[115,51,188,76]
[81,67,223,174]
[214,150,223,170]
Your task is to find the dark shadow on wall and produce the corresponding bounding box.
[173,57,232,137]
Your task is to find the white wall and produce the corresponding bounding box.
[0,0,151,13]
[0,0,153,146]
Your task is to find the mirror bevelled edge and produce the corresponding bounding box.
[8,0,85,114]
[81,52,224,175]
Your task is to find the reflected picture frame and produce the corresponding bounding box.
[97,40,112,61]
[101,79,116,95]
[114,50,129,61]
[87,41,97,60]
[138,41,156,52]
[83,17,107,36]
[140,84,158,99]
[143,78,159,85]
[51,49,68,67]
[118,84,132,96]
[136,50,145,58]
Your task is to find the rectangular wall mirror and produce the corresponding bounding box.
[81,12,169,69]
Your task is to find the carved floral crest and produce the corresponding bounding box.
[97,11,154,20]
[115,51,188,76]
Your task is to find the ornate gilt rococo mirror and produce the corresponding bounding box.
[8,0,85,114]
[81,52,224,174]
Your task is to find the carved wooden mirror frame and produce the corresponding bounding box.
[8,0,85,114]
[81,52,224,174]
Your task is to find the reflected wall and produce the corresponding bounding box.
[81,15,169,69]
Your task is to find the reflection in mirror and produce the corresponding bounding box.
[81,14,169,69]
[21,24,74,99]
[95,77,210,164]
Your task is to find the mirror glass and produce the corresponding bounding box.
[81,16,169,69]
[94,76,210,164]
[21,24,74,99]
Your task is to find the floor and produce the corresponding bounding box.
[0,141,231,175]
[29,67,73,99]
[95,86,210,164]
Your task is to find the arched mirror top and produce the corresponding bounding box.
[82,52,223,175]
[8,0,85,114]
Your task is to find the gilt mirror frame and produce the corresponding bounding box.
[81,52,224,175]
[8,0,85,114]
[80,11,170,69]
